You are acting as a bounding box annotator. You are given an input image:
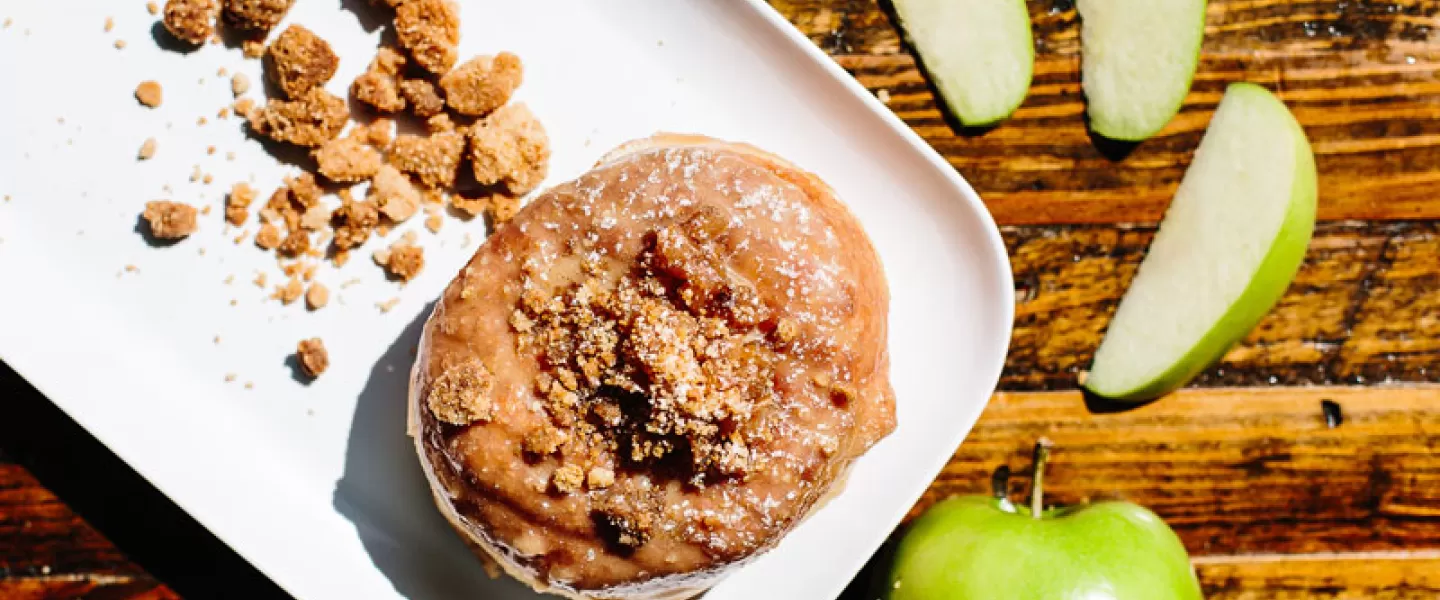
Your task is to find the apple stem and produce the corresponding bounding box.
[1031,438,1052,519]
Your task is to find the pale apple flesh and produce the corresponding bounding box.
[1080,0,1207,141]
[892,0,1033,126]
[1085,83,1317,402]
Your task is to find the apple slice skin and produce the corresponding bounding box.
[892,0,1034,127]
[882,496,1203,600]
[1079,0,1207,141]
[1084,83,1317,402]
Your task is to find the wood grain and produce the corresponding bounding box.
[913,386,1440,556]
[770,0,1440,225]
[1196,553,1440,599]
[1004,221,1440,390]
[0,462,174,600]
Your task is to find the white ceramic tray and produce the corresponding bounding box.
[0,1,1012,598]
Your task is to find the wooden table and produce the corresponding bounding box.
[4,0,1440,597]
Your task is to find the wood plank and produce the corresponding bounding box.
[915,386,1440,556]
[770,0,1440,225]
[841,553,1440,599]
[0,463,141,579]
[1196,554,1440,599]
[1004,221,1440,390]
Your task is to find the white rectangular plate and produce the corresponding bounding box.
[0,1,1013,598]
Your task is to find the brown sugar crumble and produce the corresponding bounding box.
[504,216,785,490]
[247,88,348,147]
[388,130,464,188]
[265,25,339,99]
[315,135,384,182]
[394,0,460,73]
[138,138,158,160]
[440,52,523,117]
[132,0,554,383]
[242,39,265,58]
[142,201,199,239]
[426,360,494,425]
[305,282,329,310]
[374,238,424,281]
[296,337,329,378]
[162,0,217,45]
[231,73,251,96]
[350,47,407,113]
[369,164,422,222]
[135,81,164,108]
[221,0,293,33]
[272,276,304,304]
[469,103,550,195]
[399,79,445,118]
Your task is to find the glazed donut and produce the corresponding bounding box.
[409,134,895,598]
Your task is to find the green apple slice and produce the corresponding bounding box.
[1085,83,1316,402]
[1079,0,1207,141]
[891,0,1033,127]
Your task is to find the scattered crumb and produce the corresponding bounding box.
[104,16,115,32]
[231,73,251,96]
[135,81,164,108]
[255,222,282,249]
[247,88,348,147]
[233,97,256,118]
[147,2,160,15]
[242,39,265,58]
[876,89,891,103]
[203,173,214,184]
[254,272,268,288]
[162,0,217,45]
[553,464,584,494]
[450,193,488,218]
[305,282,329,310]
[224,274,235,284]
[125,264,140,273]
[587,466,615,489]
[375,238,424,281]
[387,130,463,188]
[424,214,442,233]
[440,52,522,116]
[400,79,444,118]
[142,201,198,239]
[266,24,339,99]
[394,0,459,73]
[115,39,128,49]
[218,107,231,119]
[225,373,237,382]
[198,116,208,126]
[369,164,422,222]
[213,335,221,344]
[297,338,328,378]
[217,67,228,76]
[138,138,158,160]
[221,0,293,32]
[350,47,407,113]
[314,135,383,182]
[377,297,401,313]
[244,381,254,390]
[469,103,549,195]
[272,276,303,304]
[207,145,217,155]
[489,193,521,224]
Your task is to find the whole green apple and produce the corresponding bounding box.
[882,442,1202,600]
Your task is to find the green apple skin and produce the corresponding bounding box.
[1084,83,1317,402]
[1079,0,1207,141]
[892,0,1034,127]
[883,496,1202,600]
